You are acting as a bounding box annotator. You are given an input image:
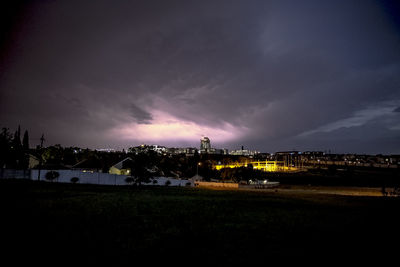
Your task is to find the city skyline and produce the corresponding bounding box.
[1,0,400,154]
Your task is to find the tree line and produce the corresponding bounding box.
[0,126,30,169]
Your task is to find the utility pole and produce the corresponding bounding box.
[37,134,45,181]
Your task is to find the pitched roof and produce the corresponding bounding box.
[111,157,133,170]
[72,158,103,169]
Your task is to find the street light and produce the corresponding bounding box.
[196,162,201,178]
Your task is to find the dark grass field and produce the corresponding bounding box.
[1,179,399,265]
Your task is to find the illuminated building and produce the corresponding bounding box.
[214,160,302,172]
[167,147,197,155]
[109,157,133,175]
[199,137,226,154]
[230,149,259,156]
[95,148,116,153]
[200,136,211,153]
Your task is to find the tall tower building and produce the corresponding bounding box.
[200,136,211,151]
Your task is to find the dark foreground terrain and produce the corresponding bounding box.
[1,179,399,265]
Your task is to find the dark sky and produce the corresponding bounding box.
[1,0,400,154]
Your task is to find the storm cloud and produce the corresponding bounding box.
[1,0,400,153]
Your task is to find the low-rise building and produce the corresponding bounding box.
[109,157,133,175]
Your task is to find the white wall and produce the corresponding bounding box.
[30,169,194,187]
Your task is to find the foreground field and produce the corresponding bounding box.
[1,179,399,264]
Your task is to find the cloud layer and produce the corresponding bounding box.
[1,0,400,153]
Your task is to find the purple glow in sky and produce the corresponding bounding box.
[1,0,400,153]
[109,109,248,144]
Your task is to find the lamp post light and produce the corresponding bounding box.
[196,162,201,178]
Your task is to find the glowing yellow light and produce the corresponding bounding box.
[214,160,300,173]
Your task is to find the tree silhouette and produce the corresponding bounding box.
[125,177,135,185]
[21,130,30,169]
[125,153,156,185]
[70,177,79,184]
[0,128,12,168]
[13,125,21,149]
[22,130,29,151]
[12,125,23,168]
[0,126,32,169]
[45,171,60,182]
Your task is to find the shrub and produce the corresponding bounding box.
[45,171,59,182]
[70,177,79,184]
[125,177,135,185]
